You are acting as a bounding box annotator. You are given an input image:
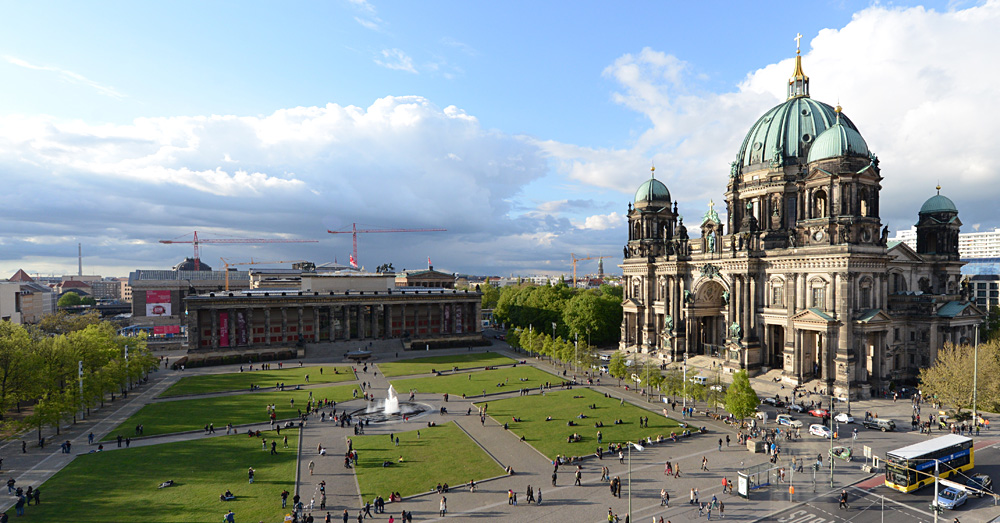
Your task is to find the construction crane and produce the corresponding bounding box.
[220,258,307,291]
[327,223,446,268]
[570,253,605,288]
[159,231,319,271]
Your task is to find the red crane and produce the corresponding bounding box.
[159,231,319,271]
[327,223,446,268]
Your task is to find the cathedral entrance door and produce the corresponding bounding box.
[801,331,823,381]
[767,325,784,368]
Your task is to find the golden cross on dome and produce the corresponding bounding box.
[708,199,715,214]
[794,33,803,54]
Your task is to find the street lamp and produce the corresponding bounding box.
[574,332,579,375]
[627,441,645,520]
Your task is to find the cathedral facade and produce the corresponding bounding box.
[619,51,983,399]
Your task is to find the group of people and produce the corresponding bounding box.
[5,479,39,518]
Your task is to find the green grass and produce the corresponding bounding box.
[103,384,361,441]
[389,366,560,398]
[475,388,682,460]
[352,422,503,500]
[377,351,516,377]
[160,366,355,397]
[31,429,299,523]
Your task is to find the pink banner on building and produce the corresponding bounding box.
[219,312,230,347]
[236,311,247,346]
[153,325,181,335]
[146,290,171,303]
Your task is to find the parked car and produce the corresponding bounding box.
[761,397,785,407]
[809,424,832,438]
[776,414,803,428]
[808,408,829,418]
[710,384,725,392]
[966,474,993,497]
[789,403,807,413]
[861,418,896,432]
[833,412,854,424]
[936,487,967,510]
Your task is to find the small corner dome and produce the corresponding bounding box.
[806,122,870,163]
[919,194,958,214]
[635,178,671,204]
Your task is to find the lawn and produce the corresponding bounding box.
[389,365,561,399]
[103,384,361,441]
[352,422,503,500]
[160,366,355,397]
[475,388,683,460]
[29,429,298,523]
[377,351,516,377]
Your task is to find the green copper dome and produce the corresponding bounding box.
[920,194,958,214]
[807,121,869,163]
[635,177,670,203]
[736,97,858,170]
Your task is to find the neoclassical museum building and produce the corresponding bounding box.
[619,49,983,399]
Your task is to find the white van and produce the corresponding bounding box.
[690,376,708,386]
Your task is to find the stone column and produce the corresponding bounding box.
[264,308,271,346]
[312,306,320,342]
[246,308,254,347]
[188,309,201,349]
[297,307,304,343]
[329,306,336,340]
[211,309,219,349]
[439,303,446,334]
[229,308,237,348]
[344,306,352,340]
[280,307,288,344]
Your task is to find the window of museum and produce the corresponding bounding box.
[772,284,784,307]
[814,191,828,218]
[894,328,900,342]
[860,286,871,309]
[811,286,825,309]
[910,331,915,342]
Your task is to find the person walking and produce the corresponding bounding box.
[719,500,725,519]
[439,496,447,517]
[702,456,709,471]
[575,468,582,486]
[690,488,695,505]
[537,488,542,505]
[282,490,289,508]
[660,488,669,506]
[309,460,315,475]
[552,471,558,486]
[248,467,255,484]
[839,489,849,509]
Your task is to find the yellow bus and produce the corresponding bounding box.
[885,434,974,493]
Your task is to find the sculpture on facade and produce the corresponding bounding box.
[728,322,742,341]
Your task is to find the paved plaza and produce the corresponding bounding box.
[2,340,999,522]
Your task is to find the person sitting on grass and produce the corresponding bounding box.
[158,480,174,489]
[220,490,235,501]
[398,456,404,463]
[545,416,552,421]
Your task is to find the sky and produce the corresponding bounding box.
[0,0,996,279]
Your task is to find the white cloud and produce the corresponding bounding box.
[354,16,381,31]
[575,212,625,231]
[0,96,550,276]
[5,56,125,99]
[537,200,568,213]
[544,3,1000,235]
[375,49,417,74]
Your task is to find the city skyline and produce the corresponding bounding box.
[2,1,998,277]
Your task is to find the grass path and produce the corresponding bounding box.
[378,352,515,377]
[389,366,560,399]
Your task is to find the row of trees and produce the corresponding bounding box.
[506,328,600,372]
[491,283,623,346]
[0,312,158,439]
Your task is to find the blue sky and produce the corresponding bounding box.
[0,0,994,278]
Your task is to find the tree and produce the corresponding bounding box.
[725,370,759,420]
[57,293,82,307]
[706,367,726,412]
[480,285,501,312]
[983,306,1000,342]
[919,341,1000,413]
[608,351,628,386]
[660,368,684,398]
[35,310,103,335]
[0,322,34,419]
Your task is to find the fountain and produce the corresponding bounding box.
[351,385,428,423]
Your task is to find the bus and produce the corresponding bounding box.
[885,434,974,492]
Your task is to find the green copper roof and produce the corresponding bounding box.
[807,122,870,163]
[919,194,958,214]
[635,177,670,203]
[736,98,858,170]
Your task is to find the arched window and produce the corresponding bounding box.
[858,277,873,309]
[859,188,869,217]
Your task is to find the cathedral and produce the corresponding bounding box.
[619,48,983,399]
